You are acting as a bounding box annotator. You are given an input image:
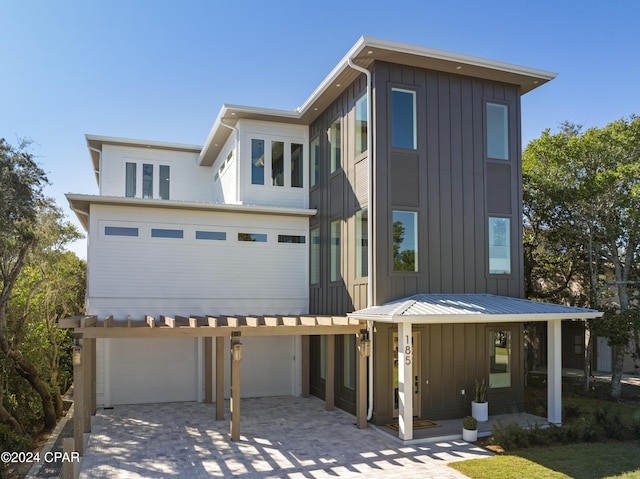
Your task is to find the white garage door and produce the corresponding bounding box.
[109,338,198,405]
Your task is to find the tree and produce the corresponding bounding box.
[523,116,640,398]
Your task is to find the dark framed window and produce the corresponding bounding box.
[238,233,267,242]
[486,102,509,160]
[392,210,418,272]
[151,228,183,239]
[196,231,226,240]
[105,226,138,237]
[251,139,265,185]
[391,88,417,149]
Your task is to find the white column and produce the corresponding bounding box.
[547,319,562,425]
[398,322,413,440]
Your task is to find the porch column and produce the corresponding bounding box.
[356,332,368,429]
[325,335,335,411]
[398,322,413,441]
[83,338,94,433]
[72,340,85,456]
[301,335,310,398]
[229,334,242,441]
[548,319,562,425]
[216,336,224,420]
[204,337,213,404]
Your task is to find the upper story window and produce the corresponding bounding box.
[272,141,284,186]
[488,216,511,274]
[125,162,170,200]
[392,210,417,272]
[291,143,303,188]
[356,209,368,278]
[486,102,509,160]
[310,136,320,187]
[330,220,341,282]
[391,88,417,149]
[310,227,320,285]
[251,139,265,185]
[355,94,368,156]
[329,118,341,173]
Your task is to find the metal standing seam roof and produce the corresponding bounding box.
[348,294,603,323]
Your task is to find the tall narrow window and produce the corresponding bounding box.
[142,164,153,199]
[356,208,368,277]
[489,330,511,388]
[251,139,265,185]
[310,227,320,285]
[291,143,303,188]
[310,136,320,187]
[271,141,284,186]
[355,94,368,155]
[159,165,170,200]
[391,88,417,149]
[486,103,509,160]
[393,210,418,272]
[343,334,355,389]
[329,118,341,173]
[488,217,511,274]
[330,220,341,282]
[125,162,136,198]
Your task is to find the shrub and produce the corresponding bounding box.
[0,424,35,453]
[463,416,477,430]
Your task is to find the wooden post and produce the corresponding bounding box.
[62,437,74,479]
[229,335,242,441]
[83,338,93,433]
[216,336,224,421]
[73,342,84,456]
[204,337,213,404]
[301,335,310,398]
[325,334,335,411]
[356,333,368,429]
[90,338,97,415]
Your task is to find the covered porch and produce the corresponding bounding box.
[349,293,603,442]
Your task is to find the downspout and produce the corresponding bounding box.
[347,57,374,421]
[219,118,240,204]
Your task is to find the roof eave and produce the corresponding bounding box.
[348,312,604,323]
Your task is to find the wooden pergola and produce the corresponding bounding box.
[59,313,368,461]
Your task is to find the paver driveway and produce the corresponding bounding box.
[80,396,493,478]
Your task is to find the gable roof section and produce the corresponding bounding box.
[348,294,602,323]
[199,36,558,166]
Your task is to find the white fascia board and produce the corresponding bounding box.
[85,134,202,152]
[348,312,603,323]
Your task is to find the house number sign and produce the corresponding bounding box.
[404,335,412,365]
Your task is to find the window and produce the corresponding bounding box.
[486,102,509,160]
[278,235,305,244]
[356,209,368,277]
[329,118,341,173]
[310,136,320,187]
[271,141,284,186]
[105,226,138,237]
[159,165,170,200]
[251,139,265,185]
[291,143,303,188]
[489,330,511,388]
[392,210,417,272]
[142,164,153,199]
[125,163,136,197]
[238,233,267,242]
[196,231,226,240]
[355,94,368,155]
[330,220,341,282]
[151,228,183,239]
[391,88,417,149]
[310,228,320,284]
[488,217,511,274]
[343,334,355,389]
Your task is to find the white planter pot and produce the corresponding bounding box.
[472,401,488,422]
[462,428,478,442]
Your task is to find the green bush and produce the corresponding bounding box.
[0,424,34,453]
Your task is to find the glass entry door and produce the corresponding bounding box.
[392,332,421,417]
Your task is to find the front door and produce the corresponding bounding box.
[392,331,421,417]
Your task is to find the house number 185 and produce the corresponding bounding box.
[404,335,412,365]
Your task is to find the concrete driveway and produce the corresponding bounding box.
[80,396,493,478]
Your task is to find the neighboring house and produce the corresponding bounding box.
[63,37,602,443]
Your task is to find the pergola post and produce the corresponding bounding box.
[83,338,93,433]
[547,318,562,425]
[356,331,369,429]
[72,339,85,456]
[215,336,224,420]
[398,322,413,441]
[204,337,213,404]
[301,335,310,398]
[325,334,335,411]
[229,333,242,441]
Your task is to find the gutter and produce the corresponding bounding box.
[347,57,375,421]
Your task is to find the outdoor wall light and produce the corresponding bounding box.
[231,341,243,362]
[72,344,83,366]
[359,331,371,357]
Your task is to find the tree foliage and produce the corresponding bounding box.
[523,116,640,398]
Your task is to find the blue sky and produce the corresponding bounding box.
[2,0,638,258]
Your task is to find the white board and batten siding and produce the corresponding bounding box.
[88,203,309,406]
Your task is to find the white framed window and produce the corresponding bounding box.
[124,161,171,200]
[488,217,511,274]
[391,88,417,149]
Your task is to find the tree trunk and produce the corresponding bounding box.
[7,349,57,430]
[583,324,593,395]
[610,345,625,399]
[0,403,26,435]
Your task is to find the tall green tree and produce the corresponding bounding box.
[523,117,640,398]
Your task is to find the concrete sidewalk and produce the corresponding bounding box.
[79,396,493,478]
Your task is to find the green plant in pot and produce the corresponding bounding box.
[462,415,478,442]
[471,378,489,422]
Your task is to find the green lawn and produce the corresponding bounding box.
[450,440,640,479]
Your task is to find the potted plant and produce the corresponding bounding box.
[471,378,488,422]
[462,415,478,442]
